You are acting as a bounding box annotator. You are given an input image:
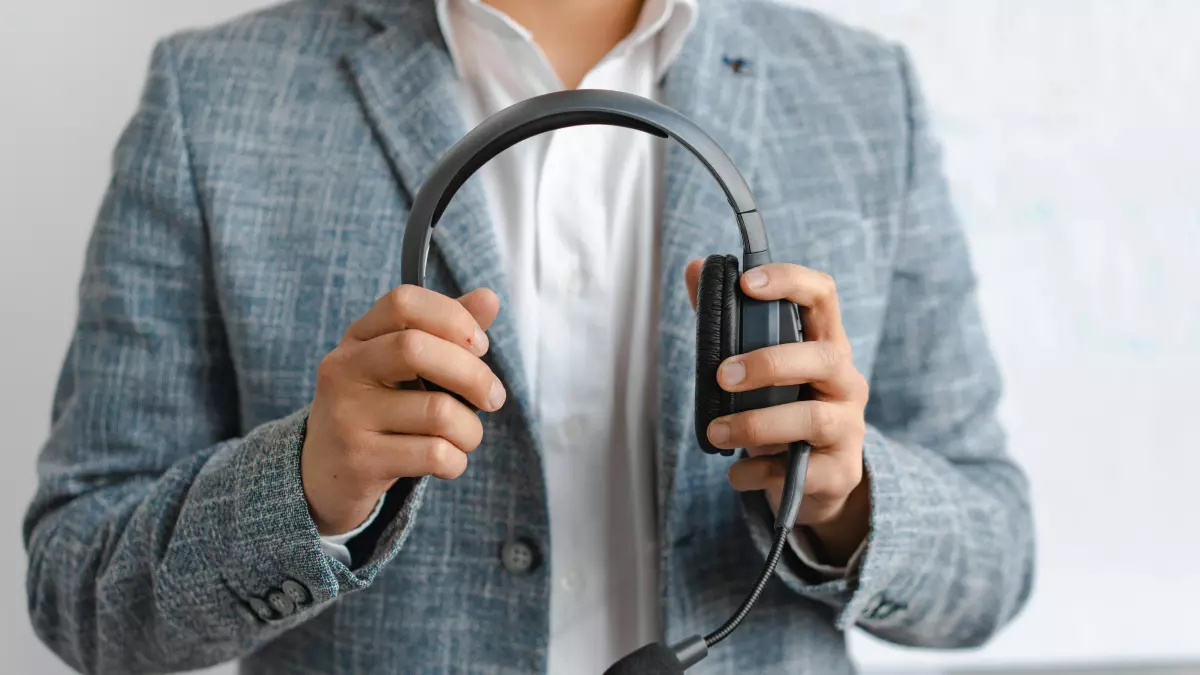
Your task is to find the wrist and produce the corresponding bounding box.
[301,448,383,535]
[310,493,383,537]
[807,471,870,567]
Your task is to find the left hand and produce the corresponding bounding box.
[685,259,871,566]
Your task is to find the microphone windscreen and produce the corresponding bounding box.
[603,642,686,675]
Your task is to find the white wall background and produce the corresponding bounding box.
[1,1,1197,674]
[795,2,1200,671]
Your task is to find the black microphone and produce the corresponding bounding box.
[603,636,708,675]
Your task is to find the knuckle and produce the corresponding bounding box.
[387,284,418,316]
[737,411,767,444]
[808,403,836,441]
[816,272,837,300]
[316,349,347,387]
[422,439,448,473]
[426,438,463,477]
[394,329,424,361]
[818,341,845,371]
[758,347,784,382]
[848,370,870,401]
[424,392,456,426]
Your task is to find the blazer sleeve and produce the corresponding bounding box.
[743,46,1036,648]
[22,38,428,675]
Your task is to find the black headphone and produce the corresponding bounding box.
[401,89,811,675]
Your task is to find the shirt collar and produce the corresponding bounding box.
[435,0,699,81]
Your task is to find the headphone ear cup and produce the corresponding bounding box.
[695,254,741,456]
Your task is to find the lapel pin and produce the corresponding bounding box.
[722,55,752,75]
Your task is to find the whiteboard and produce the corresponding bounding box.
[790,0,1200,670]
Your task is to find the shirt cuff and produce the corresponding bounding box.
[318,493,387,567]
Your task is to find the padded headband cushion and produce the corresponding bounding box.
[695,254,740,456]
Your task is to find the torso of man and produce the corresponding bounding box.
[319,1,847,669]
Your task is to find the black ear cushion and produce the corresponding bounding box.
[695,254,740,455]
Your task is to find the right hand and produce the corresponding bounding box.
[300,285,505,535]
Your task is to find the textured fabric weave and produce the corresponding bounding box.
[23,0,1035,673]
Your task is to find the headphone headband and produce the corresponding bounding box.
[401,89,770,287]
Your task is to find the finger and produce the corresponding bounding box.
[707,400,855,450]
[728,451,862,519]
[345,330,506,411]
[717,341,868,400]
[685,258,704,311]
[740,263,847,344]
[371,434,470,481]
[344,285,492,357]
[744,443,789,458]
[458,287,501,333]
[351,388,484,452]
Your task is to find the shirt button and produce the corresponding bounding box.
[500,538,539,574]
[562,415,586,439]
[558,569,584,594]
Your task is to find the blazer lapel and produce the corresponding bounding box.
[656,0,766,538]
[343,1,541,455]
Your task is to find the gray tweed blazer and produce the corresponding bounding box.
[23,0,1035,673]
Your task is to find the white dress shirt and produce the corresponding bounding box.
[320,0,860,671]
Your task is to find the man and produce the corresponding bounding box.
[23,0,1035,672]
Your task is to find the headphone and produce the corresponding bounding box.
[401,89,811,674]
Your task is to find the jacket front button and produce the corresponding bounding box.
[247,597,276,622]
[500,538,539,574]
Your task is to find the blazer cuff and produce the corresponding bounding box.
[319,493,388,567]
[186,408,429,627]
[742,426,948,631]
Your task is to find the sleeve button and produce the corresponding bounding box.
[247,597,276,622]
[267,590,296,617]
[281,579,311,605]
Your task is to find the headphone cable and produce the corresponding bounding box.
[702,441,810,648]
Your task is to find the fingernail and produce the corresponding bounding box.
[709,421,730,446]
[744,269,768,290]
[471,327,490,356]
[719,360,745,386]
[488,377,506,411]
